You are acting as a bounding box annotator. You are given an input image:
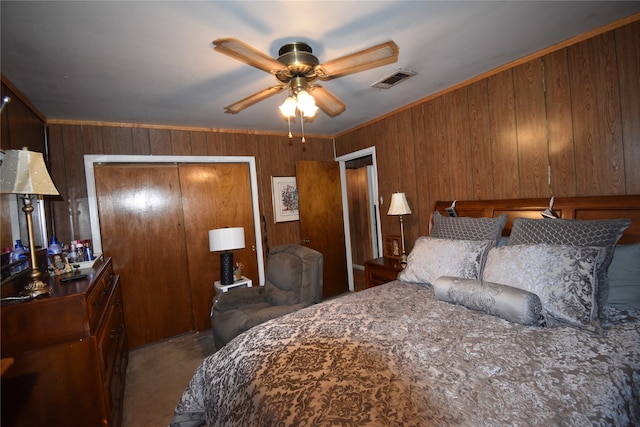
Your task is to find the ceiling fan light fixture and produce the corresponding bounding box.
[279,96,297,118]
[296,90,318,117]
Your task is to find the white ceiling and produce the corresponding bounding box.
[2,1,639,137]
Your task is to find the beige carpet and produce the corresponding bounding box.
[123,330,216,427]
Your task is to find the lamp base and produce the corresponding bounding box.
[220,251,234,285]
[23,278,52,298]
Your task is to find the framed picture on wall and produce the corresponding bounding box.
[384,235,402,260]
[271,176,299,223]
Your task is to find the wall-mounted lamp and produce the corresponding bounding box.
[0,148,60,297]
[209,227,245,285]
[387,192,412,265]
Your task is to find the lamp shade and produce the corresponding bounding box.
[208,227,245,252]
[0,148,59,195]
[387,192,411,216]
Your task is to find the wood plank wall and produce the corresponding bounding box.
[45,125,335,255]
[335,19,640,255]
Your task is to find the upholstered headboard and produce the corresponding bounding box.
[431,195,640,244]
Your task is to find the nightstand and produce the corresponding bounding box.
[214,276,252,293]
[364,257,404,288]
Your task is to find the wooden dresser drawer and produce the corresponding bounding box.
[98,277,124,383]
[87,261,114,332]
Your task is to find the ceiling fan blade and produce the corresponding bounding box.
[224,85,287,114]
[316,41,399,80]
[213,38,285,74]
[309,86,346,117]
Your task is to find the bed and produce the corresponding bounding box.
[172,195,640,426]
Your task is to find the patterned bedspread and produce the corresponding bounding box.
[172,281,640,426]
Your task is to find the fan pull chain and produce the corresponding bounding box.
[300,110,306,143]
[287,116,293,139]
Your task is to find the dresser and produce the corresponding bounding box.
[364,257,404,288]
[1,257,128,427]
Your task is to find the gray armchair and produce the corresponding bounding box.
[211,244,323,350]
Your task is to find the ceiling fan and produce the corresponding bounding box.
[213,38,399,118]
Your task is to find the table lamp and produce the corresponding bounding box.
[0,147,60,297]
[387,192,412,265]
[209,227,245,285]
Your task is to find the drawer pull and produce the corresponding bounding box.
[110,329,118,341]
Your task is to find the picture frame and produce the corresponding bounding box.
[384,235,402,260]
[271,176,299,223]
[49,253,72,275]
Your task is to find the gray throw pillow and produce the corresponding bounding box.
[434,276,544,326]
[508,217,631,316]
[607,243,640,310]
[431,211,508,245]
[398,237,493,286]
[483,244,607,333]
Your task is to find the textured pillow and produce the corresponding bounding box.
[398,237,493,286]
[434,276,544,326]
[431,211,508,245]
[607,243,640,310]
[508,217,631,315]
[483,244,607,333]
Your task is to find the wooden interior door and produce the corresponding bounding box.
[296,160,349,298]
[95,164,193,348]
[178,163,257,331]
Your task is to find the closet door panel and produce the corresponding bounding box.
[179,163,257,331]
[95,164,193,348]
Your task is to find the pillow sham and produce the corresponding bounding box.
[507,217,631,316]
[397,237,493,286]
[434,276,544,326]
[431,211,508,245]
[607,243,640,310]
[482,244,607,333]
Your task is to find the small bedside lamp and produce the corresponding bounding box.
[209,227,245,285]
[0,148,60,297]
[387,192,412,265]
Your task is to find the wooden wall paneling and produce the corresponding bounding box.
[83,125,106,155]
[149,128,172,155]
[615,21,640,194]
[395,108,420,252]
[487,69,520,199]
[411,104,432,237]
[467,80,494,200]
[170,129,192,155]
[131,127,151,155]
[444,88,474,200]
[371,119,399,243]
[102,126,134,154]
[542,49,578,197]
[189,131,209,156]
[46,125,71,244]
[422,97,450,202]
[513,59,550,198]
[2,87,45,152]
[61,124,92,241]
[568,32,625,196]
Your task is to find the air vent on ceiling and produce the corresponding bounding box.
[370,69,416,89]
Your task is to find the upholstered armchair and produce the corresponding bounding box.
[211,244,323,350]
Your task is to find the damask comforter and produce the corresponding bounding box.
[172,281,640,426]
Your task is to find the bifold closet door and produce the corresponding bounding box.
[95,164,193,348]
[178,163,257,331]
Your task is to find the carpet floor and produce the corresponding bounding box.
[122,330,216,427]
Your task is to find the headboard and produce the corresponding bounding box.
[431,195,640,244]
